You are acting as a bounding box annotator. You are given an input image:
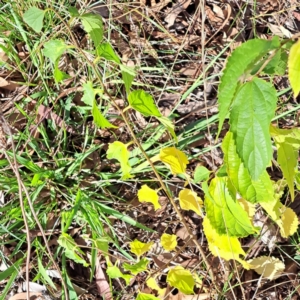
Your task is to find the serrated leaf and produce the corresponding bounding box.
[276,142,298,201]
[159,147,188,175]
[137,185,161,210]
[203,217,251,269]
[156,116,177,142]
[260,191,298,238]
[23,7,45,33]
[43,39,68,63]
[130,239,153,258]
[136,293,160,300]
[80,13,103,47]
[107,141,131,179]
[218,37,280,133]
[204,177,255,237]
[178,189,203,216]
[128,90,161,117]
[166,266,195,295]
[160,233,177,251]
[120,64,136,94]
[222,131,274,203]
[194,166,210,183]
[123,258,149,275]
[92,100,117,129]
[146,277,166,296]
[288,39,300,98]
[238,198,256,219]
[280,207,298,238]
[96,42,120,64]
[248,256,285,280]
[230,78,277,180]
[106,265,132,285]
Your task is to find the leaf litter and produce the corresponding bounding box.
[1,0,300,300]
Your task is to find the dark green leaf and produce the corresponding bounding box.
[230,78,277,180]
[96,42,120,64]
[128,90,161,117]
[218,37,280,134]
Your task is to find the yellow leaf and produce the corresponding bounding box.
[130,239,153,258]
[160,233,177,251]
[279,206,298,238]
[146,277,166,296]
[288,39,300,98]
[178,189,203,216]
[107,141,131,179]
[166,266,195,295]
[159,147,188,175]
[248,256,285,280]
[260,183,298,238]
[138,185,161,210]
[203,217,250,269]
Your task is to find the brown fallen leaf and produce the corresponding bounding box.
[165,0,192,27]
[9,293,43,300]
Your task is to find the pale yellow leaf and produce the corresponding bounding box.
[146,277,166,296]
[203,217,250,269]
[160,233,177,251]
[138,185,161,210]
[279,206,298,238]
[130,239,153,258]
[159,147,188,175]
[248,256,285,280]
[178,189,203,216]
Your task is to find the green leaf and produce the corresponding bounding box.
[120,64,136,94]
[156,116,177,142]
[204,177,255,237]
[222,131,274,203]
[38,257,56,289]
[54,64,71,83]
[218,37,280,133]
[128,90,161,117]
[69,7,79,17]
[43,39,68,63]
[82,81,95,106]
[58,233,89,267]
[92,100,117,129]
[107,141,132,179]
[230,78,277,180]
[23,7,45,33]
[80,13,103,47]
[166,266,195,295]
[106,265,132,285]
[123,258,149,275]
[277,142,298,201]
[288,39,300,98]
[136,293,160,300]
[270,125,300,147]
[160,233,177,251]
[194,166,210,183]
[96,42,120,64]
